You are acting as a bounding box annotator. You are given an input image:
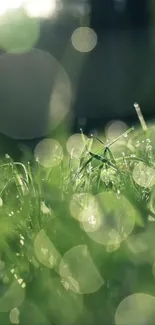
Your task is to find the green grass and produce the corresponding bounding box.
[1,122,155,324]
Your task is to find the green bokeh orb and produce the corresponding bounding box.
[0,8,39,53]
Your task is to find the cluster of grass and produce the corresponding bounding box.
[0,118,155,324]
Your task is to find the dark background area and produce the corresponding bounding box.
[0,0,155,157]
[36,0,155,133]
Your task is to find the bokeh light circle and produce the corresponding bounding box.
[0,281,25,312]
[148,185,155,214]
[59,245,104,294]
[66,134,88,158]
[0,8,39,53]
[69,193,95,221]
[105,120,130,158]
[24,0,56,18]
[152,260,155,278]
[34,229,61,269]
[9,307,20,324]
[49,66,72,129]
[82,192,135,248]
[71,27,97,52]
[132,162,155,188]
[80,198,102,233]
[18,300,50,325]
[105,120,128,142]
[47,278,83,325]
[127,232,149,255]
[0,1,23,14]
[0,49,71,139]
[127,223,155,266]
[115,293,155,325]
[34,139,63,168]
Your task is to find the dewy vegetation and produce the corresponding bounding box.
[1,107,155,324]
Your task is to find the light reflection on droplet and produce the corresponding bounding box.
[66,134,88,159]
[17,279,23,285]
[20,239,24,246]
[59,245,104,294]
[61,279,70,291]
[34,229,61,270]
[88,215,96,225]
[41,201,51,214]
[34,139,63,168]
[132,162,155,188]
[21,282,26,288]
[115,293,155,325]
[101,168,116,186]
[71,27,97,53]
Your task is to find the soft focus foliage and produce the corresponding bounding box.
[0,125,155,324]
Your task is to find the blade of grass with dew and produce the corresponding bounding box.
[93,136,116,163]
[134,102,148,131]
[107,126,135,148]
